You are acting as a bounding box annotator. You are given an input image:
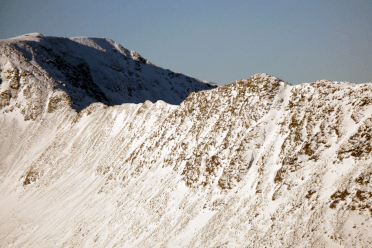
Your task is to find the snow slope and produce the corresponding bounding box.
[1,34,372,247]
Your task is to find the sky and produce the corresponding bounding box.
[0,0,371,85]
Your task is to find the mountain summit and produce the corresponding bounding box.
[1,34,372,247]
[0,33,217,118]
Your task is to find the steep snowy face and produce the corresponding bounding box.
[1,35,372,247]
[0,33,217,118]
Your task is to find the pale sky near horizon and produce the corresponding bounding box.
[0,0,371,85]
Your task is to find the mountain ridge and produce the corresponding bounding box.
[1,34,372,247]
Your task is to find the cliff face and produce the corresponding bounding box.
[1,34,372,247]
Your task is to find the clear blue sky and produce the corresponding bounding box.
[1,0,371,85]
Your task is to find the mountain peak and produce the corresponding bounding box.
[0,34,217,120]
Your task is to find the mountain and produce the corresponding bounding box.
[0,32,217,117]
[1,34,372,247]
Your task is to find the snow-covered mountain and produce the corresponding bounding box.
[0,33,217,116]
[1,34,372,247]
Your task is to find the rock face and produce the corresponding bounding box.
[1,34,372,247]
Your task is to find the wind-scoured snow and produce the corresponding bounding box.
[1,34,372,247]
